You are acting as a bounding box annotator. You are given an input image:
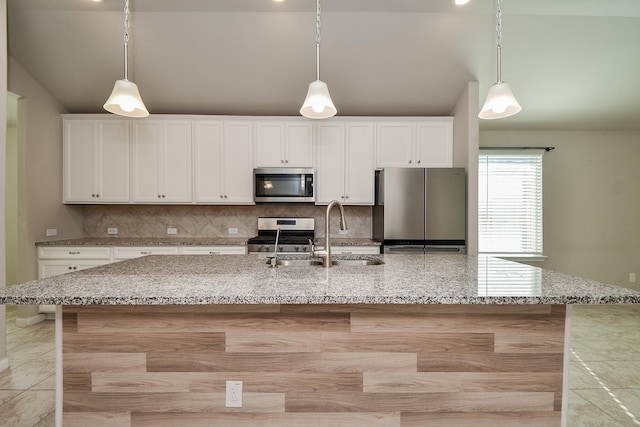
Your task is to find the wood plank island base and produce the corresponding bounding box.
[62,304,566,427]
[3,253,640,426]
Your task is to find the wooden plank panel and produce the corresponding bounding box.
[64,332,225,353]
[63,372,92,392]
[346,304,554,315]
[68,305,282,315]
[64,392,285,413]
[189,372,363,393]
[64,412,131,427]
[321,332,494,353]
[226,332,322,353]
[494,331,564,353]
[63,353,146,373]
[401,411,561,427]
[363,372,562,393]
[78,313,350,333]
[458,392,555,412]
[286,392,460,412]
[148,352,416,373]
[418,352,564,372]
[63,312,78,334]
[351,313,565,334]
[131,412,401,427]
[92,373,191,393]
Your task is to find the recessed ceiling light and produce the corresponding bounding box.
[453,0,471,5]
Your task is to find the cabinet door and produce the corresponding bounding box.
[162,121,192,202]
[285,122,313,167]
[376,122,416,167]
[132,121,163,202]
[193,121,225,203]
[64,119,96,202]
[38,259,112,279]
[254,122,284,167]
[416,120,453,167]
[95,120,130,202]
[223,121,254,204]
[315,123,345,205]
[344,123,375,205]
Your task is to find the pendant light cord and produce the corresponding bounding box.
[315,0,321,81]
[495,0,503,83]
[123,0,130,81]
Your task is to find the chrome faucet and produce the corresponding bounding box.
[312,200,348,268]
[269,227,281,268]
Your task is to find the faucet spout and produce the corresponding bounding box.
[269,227,281,268]
[313,200,348,268]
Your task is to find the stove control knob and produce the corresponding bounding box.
[278,246,284,251]
[303,246,308,252]
[295,246,300,252]
[261,245,268,252]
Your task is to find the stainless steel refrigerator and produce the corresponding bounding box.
[373,168,466,254]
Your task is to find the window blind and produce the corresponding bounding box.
[478,151,543,255]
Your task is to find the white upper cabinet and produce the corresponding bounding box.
[254,121,313,167]
[193,120,254,204]
[315,121,375,205]
[131,119,192,203]
[376,118,453,168]
[64,118,130,203]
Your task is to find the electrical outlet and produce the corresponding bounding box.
[225,380,243,408]
[46,228,57,237]
[167,227,178,235]
[107,227,118,235]
[630,273,636,283]
[228,227,239,235]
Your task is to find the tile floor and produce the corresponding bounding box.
[1,304,639,426]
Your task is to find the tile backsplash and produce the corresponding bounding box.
[83,204,373,239]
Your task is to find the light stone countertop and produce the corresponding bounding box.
[35,237,381,247]
[2,254,639,306]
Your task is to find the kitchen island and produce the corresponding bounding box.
[2,254,639,427]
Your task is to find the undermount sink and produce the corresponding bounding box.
[266,256,384,267]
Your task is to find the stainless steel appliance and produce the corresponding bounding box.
[247,217,315,255]
[253,168,315,202]
[373,168,466,254]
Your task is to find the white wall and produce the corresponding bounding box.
[481,130,640,290]
[1,0,9,371]
[452,82,479,255]
[8,57,84,322]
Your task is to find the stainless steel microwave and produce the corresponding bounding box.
[254,168,315,203]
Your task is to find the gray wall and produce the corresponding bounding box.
[481,130,640,290]
[1,0,8,370]
[8,57,84,323]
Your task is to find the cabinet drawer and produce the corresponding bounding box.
[38,259,113,279]
[38,246,111,260]
[180,246,247,255]
[330,246,380,255]
[113,246,180,260]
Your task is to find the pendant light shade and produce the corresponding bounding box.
[104,79,149,118]
[104,0,149,118]
[300,0,336,119]
[300,80,337,119]
[478,82,521,120]
[479,0,521,120]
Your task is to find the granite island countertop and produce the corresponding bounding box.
[2,254,639,306]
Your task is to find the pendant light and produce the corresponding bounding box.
[103,0,149,118]
[479,0,521,120]
[300,0,337,119]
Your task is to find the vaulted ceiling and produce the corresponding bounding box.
[8,0,640,130]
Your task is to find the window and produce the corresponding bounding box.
[478,150,543,255]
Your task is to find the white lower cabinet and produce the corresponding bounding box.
[37,246,113,314]
[180,246,247,255]
[331,246,380,255]
[112,246,180,260]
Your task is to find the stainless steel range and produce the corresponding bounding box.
[247,217,315,255]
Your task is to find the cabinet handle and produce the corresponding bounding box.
[224,195,228,198]
[96,194,100,198]
[208,251,221,255]
[345,195,349,199]
[408,160,412,164]
[140,251,152,255]
[281,160,285,163]
[91,194,96,198]
[162,195,166,198]
[158,194,162,198]
[417,160,421,164]
[285,159,289,163]
[220,195,224,198]
[68,251,80,255]
[68,266,77,270]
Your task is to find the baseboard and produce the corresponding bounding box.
[0,357,8,372]
[15,313,46,327]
